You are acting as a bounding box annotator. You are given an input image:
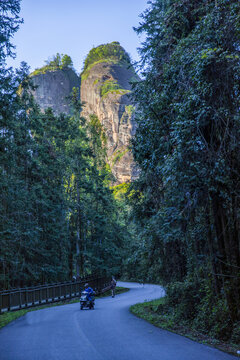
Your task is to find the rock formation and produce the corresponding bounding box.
[31,68,80,115]
[30,43,138,184]
[80,42,139,184]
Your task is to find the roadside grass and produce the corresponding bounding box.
[130,298,239,357]
[0,300,78,329]
[0,286,129,329]
[0,309,29,329]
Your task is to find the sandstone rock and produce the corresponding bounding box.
[31,68,80,115]
[30,44,138,184]
[80,48,139,184]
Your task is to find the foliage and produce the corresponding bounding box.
[0,0,22,63]
[30,53,74,76]
[120,105,135,124]
[125,0,240,342]
[100,79,121,97]
[0,73,128,287]
[0,1,131,289]
[83,41,131,72]
[125,105,135,116]
[0,309,29,329]
[0,75,78,286]
[93,78,100,85]
[87,114,107,165]
[99,80,131,99]
[45,53,73,68]
[111,148,128,167]
[103,88,130,98]
[130,297,239,355]
[111,183,131,202]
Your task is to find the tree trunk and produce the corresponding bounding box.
[211,193,239,322]
[76,180,84,277]
[206,202,220,295]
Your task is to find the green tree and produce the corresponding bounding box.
[128,0,240,341]
[61,54,73,68]
[0,1,130,289]
[46,53,73,69]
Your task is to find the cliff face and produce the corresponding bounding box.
[31,43,138,184]
[31,68,80,115]
[81,59,138,183]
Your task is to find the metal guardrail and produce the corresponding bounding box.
[0,276,111,313]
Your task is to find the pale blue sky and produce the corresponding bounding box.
[7,0,149,74]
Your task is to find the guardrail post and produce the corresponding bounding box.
[8,293,11,311]
[52,286,54,302]
[32,289,35,306]
[25,289,28,308]
[19,290,22,309]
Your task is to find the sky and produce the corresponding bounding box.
[7,0,149,74]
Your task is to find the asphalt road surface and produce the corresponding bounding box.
[0,281,238,360]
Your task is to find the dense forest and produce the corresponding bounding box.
[0,1,129,288]
[0,0,239,345]
[125,0,240,344]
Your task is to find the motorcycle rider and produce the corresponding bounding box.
[84,283,94,301]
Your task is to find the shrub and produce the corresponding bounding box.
[30,53,73,76]
[192,289,232,340]
[166,278,235,341]
[83,42,131,72]
[166,279,201,320]
[100,80,121,97]
[231,322,240,344]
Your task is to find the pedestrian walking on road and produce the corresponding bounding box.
[111,276,117,298]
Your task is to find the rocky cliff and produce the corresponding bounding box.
[31,68,80,115]
[80,42,139,183]
[30,43,138,184]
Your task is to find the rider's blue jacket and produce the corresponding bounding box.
[85,286,93,300]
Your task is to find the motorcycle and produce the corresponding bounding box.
[80,290,95,310]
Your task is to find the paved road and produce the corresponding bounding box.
[0,281,238,360]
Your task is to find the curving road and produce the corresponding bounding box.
[0,281,237,360]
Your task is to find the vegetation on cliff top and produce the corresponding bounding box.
[83,42,131,73]
[30,53,74,76]
[81,42,133,81]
